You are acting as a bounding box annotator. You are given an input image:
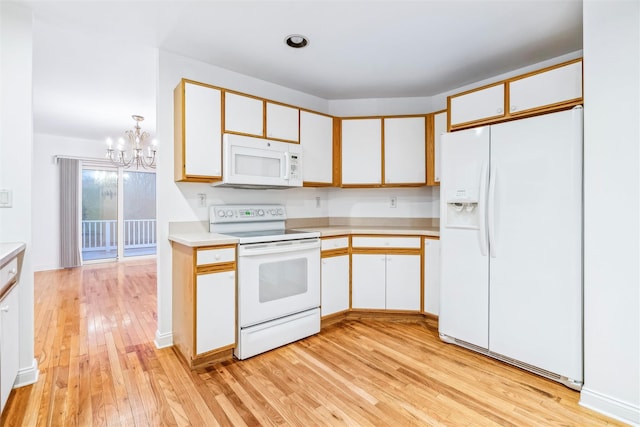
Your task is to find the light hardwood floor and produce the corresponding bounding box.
[1,260,624,426]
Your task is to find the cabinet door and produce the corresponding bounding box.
[384,117,426,185]
[432,111,447,183]
[224,92,264,137]
[300,111,334,184]
[341,119,382,185]
[449,83,505,128]
[351,254,386,309]
[196,271,236,355]
[508,60,582,116]
[266,103,299,142]
[321,255,350,317]
[385,254,420,311]
[423,239,441,315]
[0,286,19,412]
[175,81,223,181]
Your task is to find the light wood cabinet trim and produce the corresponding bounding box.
[174,80,185,181]
[196,261,236,275]
[171,242,196,362]
[333,117,341,186]
[321,248,349,258]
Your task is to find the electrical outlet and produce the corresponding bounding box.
[390,196,397,208]
[315,196,321,208]
[197,193,207,207]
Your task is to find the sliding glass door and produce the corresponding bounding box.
[81,165,156,262]
[81,168,119,261]
[123,170,156,257]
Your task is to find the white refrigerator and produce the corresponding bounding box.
[439,107,583,390]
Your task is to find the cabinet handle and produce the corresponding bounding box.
[0,305,9,313]
[215,254,220,260]
[510,105,517,112]
[497,107,503,114]
[228,273,235,279]
[8,268,16,276]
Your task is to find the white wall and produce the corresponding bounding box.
[31,133,106,271]
[328,187,438,219]
[0,2,38,386]
[581,1,640,425]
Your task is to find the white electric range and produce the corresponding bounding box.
[210,204,321,360]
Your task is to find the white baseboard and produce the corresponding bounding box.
[580,387,640,426]
[154,330,173,349]
[14,358,39,388]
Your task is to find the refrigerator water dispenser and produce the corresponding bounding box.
[445,188,480,228]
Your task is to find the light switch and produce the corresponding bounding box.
[0,189,12,208]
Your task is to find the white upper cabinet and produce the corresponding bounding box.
[449,83,506,129]
[341,118,382,185]
[174,80,222,182]
[266,102,299,142]
[432,111,447,184]
[508,60,583,116]
[300,111,333,184]
[224,92,264,137]
[384,117,426,185]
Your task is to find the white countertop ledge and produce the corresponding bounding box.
[169,226,439,247]
[0,242,26,267]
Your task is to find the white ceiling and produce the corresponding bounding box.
[19,0,583,141]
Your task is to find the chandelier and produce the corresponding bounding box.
[106,115,157,169]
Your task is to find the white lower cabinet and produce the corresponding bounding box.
[352,253,420,310]
[1,285,19,412]
[352,254,386,309]
[385,255,421,310]
[321,255,350,316]
[196,270,236,355]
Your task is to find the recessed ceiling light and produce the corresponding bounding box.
[285,34,309,49]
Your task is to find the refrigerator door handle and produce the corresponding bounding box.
[478,162,489,256]
[488,164,497,258]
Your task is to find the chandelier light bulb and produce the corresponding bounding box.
[105,115,157,169]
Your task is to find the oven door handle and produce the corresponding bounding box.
[238,239,320,257]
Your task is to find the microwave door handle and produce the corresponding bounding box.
[283,153,290,180]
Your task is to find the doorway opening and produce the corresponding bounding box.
[81,166,156,262]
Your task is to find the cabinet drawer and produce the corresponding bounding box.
[196,247,235,266]
[321,237,349,251]
[351,236,420,249]
[1,257,18,290]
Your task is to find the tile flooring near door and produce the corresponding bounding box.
[1,260,623,426]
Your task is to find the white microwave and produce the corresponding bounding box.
[213,133,303,189]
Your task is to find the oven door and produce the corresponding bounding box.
[237,238,320,328]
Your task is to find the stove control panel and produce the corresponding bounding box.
[210,204,286,223]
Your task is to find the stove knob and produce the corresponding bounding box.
[226,210,233,217]
[277,208,284,215]
[258,209,264,216]
[217,209,226,218]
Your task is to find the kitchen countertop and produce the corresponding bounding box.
[293,225,440,238]
[169,225,439,247]
[0,242,26,267]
